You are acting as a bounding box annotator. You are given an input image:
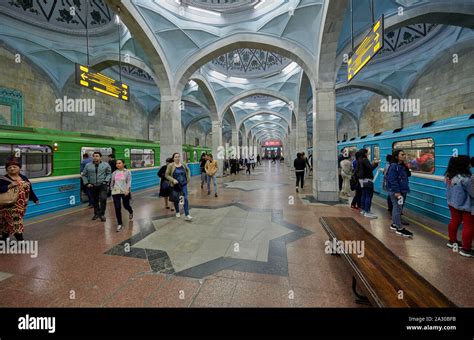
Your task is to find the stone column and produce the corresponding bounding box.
[296,111,307,155]
[211,120,223,176]
[231,130,239,158]
[290,131,296,168]
[160,97,182,166]
[312,88,339,202]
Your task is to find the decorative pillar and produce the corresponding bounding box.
[160,97,182,166]
[312,88,338,202]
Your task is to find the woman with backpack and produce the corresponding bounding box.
[445,155,473,257]
[0,158,39,241]
[166,152,192,221]
[355,148,380,218]
[158,157,174,211]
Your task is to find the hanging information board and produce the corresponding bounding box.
[75,64,129,101]
[347,15,384,82]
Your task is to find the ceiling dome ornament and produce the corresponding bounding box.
[1,0,114,34]
[181,0,261,14]
[210,48,291,77]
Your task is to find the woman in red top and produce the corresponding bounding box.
[0,158,39,241]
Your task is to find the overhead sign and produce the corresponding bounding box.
[347,15,384,82]
[75,64,129,101]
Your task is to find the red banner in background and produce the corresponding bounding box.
[263,141,281,147]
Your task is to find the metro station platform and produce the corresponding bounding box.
[0,161,470,308]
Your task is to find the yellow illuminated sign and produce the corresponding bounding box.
[75,64,129,101]
[348,15,384,82]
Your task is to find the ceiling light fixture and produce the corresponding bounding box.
[254,0,266,9]
[282,61,298,74]
[188,5,221,16]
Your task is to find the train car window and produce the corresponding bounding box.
[0,144,52,178]
[341,146,357,158]
[81,147,114,159]
[393,138,435,173]
[364,146,371,161]
[130,149,155,168]
[373,145,380,161]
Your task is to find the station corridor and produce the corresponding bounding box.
[0,161,470,308]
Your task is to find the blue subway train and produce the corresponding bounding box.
[315,113,474,223]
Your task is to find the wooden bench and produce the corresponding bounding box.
[319,216,456,307]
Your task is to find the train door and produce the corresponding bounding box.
[80,147,114,203]
[469,135,474,173]
[364,144,381,192]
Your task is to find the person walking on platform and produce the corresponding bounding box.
[199,153,207,189]
[302,152,311,175]
[340,153,353,197]
[245,157,251,175]
[80,153,94,207]
[250,155,256,169]
[0,158,39,242]
[355,148,379,219]
[158,158,174,211]
[386,150,413,238]
[205,154,218,197]
[110,159,133,232]
[445,155,473,257]
[230,157,237,175]
[350,151,362,210]
[166,152,192,221]
[257,154,261,166]
[294,152,306,192]
[383,154,393,214]
[82,152,111,222]
[338,149,345,192]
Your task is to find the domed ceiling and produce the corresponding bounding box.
[209,48,291,77]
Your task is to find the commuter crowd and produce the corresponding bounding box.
[337,147,473,257]
[1,147,472,257]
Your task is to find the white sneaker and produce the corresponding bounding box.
[185,215,193,221]
[364,212,378,219]
[176,213,181,218]
[116,225,123,232]
[360,210,365,215]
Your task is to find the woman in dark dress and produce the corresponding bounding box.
[0,158,39,241]
[158,158,174,211]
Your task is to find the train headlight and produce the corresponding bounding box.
[53,143,59,151]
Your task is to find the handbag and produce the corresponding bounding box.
[0,176,20,208]
[161,180,170,191]
[169,188,183,203]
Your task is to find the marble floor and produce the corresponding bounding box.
[0,160,471,307]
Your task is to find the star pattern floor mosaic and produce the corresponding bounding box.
[104,203,311,279]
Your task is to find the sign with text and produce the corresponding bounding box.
[347,15,384,82]
[75,64,129,101]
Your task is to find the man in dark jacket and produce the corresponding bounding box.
[82,152,112,221]
[294,153,306,192]
[108,154,117,173]
[355,149,379,219]
[387,150,413,238]
[199,153,207,189]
